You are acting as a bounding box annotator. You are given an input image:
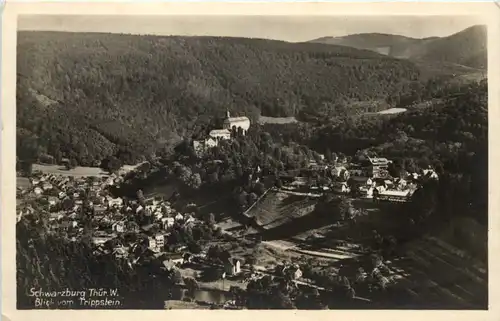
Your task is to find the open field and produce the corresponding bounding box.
[32,164,109,177]
[258,115,298,125]
[31,163,143,177]
[245,190,316,230]
[377,108,407,115]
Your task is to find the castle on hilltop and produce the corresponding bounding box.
[222,110,250,133]
[193,110,251,156]
[209,110,250,140]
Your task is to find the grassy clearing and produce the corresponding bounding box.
[31,163,142,177]
[377,108,407,115]
[32,164,109,177]
[246,191,316,230]
[258,115,298,125]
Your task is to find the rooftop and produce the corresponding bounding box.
[379,189,410,197]
[209,129,231,135]
[226,116,250,122]
[368,157,389,165]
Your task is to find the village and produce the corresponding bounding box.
[16,110,444,309]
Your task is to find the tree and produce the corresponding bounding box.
[254,182,266,195]
[338,198,354,222]
[170,269,183,285]
[208,171,219,184]
[205,213,216,226]
[247,192,258,205]
[101,156,122,174]
[188,173,202,189]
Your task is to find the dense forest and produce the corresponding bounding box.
[17,31,431,166]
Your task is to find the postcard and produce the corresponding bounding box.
[2,2,499,321]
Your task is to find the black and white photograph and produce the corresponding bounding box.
[9,5,492,312]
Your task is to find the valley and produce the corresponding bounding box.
[15,22,488,310]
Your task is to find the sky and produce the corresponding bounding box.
[18,15,483,42]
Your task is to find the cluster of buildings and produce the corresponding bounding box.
[16,172,123,225]
[281,156,439,203]
[16,170,207,270]
[193,110,251,156]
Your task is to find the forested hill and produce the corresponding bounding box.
[309,25,487,69]
[17,31,422,166]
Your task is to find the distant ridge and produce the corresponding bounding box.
[309,25,487,69]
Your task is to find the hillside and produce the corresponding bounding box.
[309,33,428,57]
[309,25,487,69]
[17,31,423,166]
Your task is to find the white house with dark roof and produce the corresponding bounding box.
[224,258,242,276]
[223,110,250,134]
[209,129,231,140]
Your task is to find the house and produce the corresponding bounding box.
[332,182,350,194]
[48,196,58,206]
[209,129,231,140]
[184,214,195,225]
[164,252,184,265]
[183,253,193,263]
[287,266,303,280]
[49,213,64,221]
[204,137,218,148]
[376,189,411,202]
[162,217,175,229]
[174,213,184,222]
[359,186,374,198]
[31,178,40,186]
[108,197,123,208]
[332,166,350,181]
[34,187,43,195]
[224,258,242,276]
[112,221,125,233]
[147,237,158,252]
[92,236,113,245]
[393,178,408,189]
[363,157,391,178]
[422,168,439,180]
[222,110,251,134]
[113,246,128,259]
[155,234,165,251]
[162,260,177,272]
